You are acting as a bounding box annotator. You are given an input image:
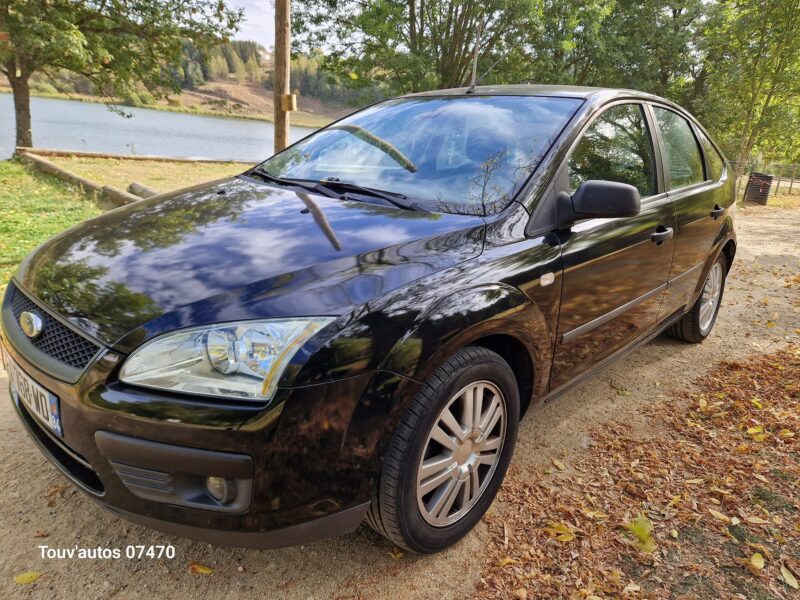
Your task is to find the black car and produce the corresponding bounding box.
[1,85,735,553]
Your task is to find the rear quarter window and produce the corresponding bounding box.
[653,107,705,189]
[697,129,726,181]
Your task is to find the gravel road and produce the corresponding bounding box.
[1,203,797,600]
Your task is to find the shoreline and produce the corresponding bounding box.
[0,89,332,129]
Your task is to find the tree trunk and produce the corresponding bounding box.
[8,71,33,149]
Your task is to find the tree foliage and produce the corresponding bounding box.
[293,0,800,169]
[293,0,533,92]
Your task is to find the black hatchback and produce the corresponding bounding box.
[0,85,735,553]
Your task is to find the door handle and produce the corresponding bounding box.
[710,205,725,219]
[651,225,674,245]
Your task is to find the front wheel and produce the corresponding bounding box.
[668,254,727,343]
[367,346,519,553]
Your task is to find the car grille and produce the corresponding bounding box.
[10,287,101,370]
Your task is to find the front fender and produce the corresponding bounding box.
[380,283,548,393]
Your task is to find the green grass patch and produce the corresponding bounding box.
[0,160,102,295]
[46,156,251,195]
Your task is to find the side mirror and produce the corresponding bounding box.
[557,180,641,229]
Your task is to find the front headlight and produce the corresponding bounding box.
[119,318,334,402]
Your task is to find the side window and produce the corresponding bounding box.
[568,104,656,197]
[697,129,725,181]
[652,107,705,188]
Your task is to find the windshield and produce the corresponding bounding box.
[257,96,582,215]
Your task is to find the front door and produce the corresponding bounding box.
[550,102,675,391]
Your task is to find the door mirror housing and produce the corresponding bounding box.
[557,180,641,229]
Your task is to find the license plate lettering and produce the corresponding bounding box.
[1,344,62,437]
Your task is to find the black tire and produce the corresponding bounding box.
[367,346,520,553]
[667,253,728,343]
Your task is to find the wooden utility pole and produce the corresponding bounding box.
[273,0,294,154]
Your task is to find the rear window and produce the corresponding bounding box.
[653,107,705,189]
[259,96,582,214]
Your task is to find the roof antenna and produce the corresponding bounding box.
[466,18,483,94]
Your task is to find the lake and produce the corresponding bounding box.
[0,94,318,161]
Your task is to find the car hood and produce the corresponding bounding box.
[16,177,485,351]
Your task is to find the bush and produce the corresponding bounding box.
[137,90,156,106]
[123,91,142,107]
[30,81,59,95]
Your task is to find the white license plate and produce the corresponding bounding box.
[1,344,63,437]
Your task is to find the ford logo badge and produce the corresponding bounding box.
[19,311,44,339]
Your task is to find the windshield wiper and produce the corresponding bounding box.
[250,167,343,200]
[319,178,430,212]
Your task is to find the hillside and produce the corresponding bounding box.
[174,80,351,125]
[0,80,351,129]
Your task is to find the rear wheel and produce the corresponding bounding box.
[367,346,519,553]
[668,254,727,343]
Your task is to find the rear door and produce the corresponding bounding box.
[550,102,676,390]
[648,105,728,320]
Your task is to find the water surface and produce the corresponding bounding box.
[0,94,317,161]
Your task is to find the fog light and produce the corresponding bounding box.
[206,476,236,504]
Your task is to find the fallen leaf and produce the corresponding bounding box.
[623,514,656,553]
[14,572,42,585]
[750,553,765,570]
[498,556,518,567]
[617,389,632,397]
[747,426,763,435]
[189,562,213,575]
[388,547,405,560]
[709,509,730,523]
[685,478,704,485]
[782,564,799,589]
[552,459,566,471]
[582,510,609,520]
[545,521,577,542]
[746,516,770,525]
[512,588,527,599]
[33,530,48,538]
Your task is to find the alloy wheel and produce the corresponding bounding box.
[699,261,723,333]
[416,380,506,527]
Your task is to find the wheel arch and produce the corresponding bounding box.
[468,334,535,418]
[379,283,550,418]
[721,238,736,272]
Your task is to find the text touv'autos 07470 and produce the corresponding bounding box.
[1,85,735,553]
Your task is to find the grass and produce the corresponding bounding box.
[768,193,800,209]
[0,160,103,295]
[45,156,253,194]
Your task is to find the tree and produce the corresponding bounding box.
[696,0,800,178]
[208,54,232,81]
[245,56,260,83]
[292,0,532,93]
[0,0,242,148]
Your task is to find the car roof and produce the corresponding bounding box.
[402,83,698,125]
[404,83,674,105]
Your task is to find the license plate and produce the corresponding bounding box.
[1,344,63,437]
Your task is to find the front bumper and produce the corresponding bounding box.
[1,320,409,547]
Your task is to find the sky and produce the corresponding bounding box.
[229,0,275,49]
